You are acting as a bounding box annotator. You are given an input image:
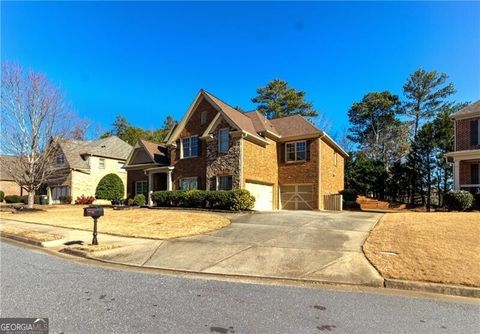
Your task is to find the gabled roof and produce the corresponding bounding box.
[244,111,281,137]
[450,101,480,119]
[138,139,169,165]
[58,136,132,170]
[270,115,322,138]
[0,155,19,181]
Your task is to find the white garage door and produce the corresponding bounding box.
[245,182,273,211]
[280,184,313,210]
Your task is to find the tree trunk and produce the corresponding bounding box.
[27,191,35,209]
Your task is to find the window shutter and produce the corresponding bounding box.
[197,138,202,156]
[280,144,285,163]
[471,164,479,184]
[227,175,233,190]
[209,177,217,191]
[470,120,479,146]
[306,141,311,161]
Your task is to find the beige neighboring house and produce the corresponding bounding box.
[0,155,24,196]
[46,136,132,204]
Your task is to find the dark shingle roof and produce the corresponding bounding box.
[269,115,322,138]
[0,155,19,181]
[450,101,480,119]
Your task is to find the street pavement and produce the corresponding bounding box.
[1,241,478,334]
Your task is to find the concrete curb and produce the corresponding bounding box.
[0,232,45,247]
[385,279,480,298]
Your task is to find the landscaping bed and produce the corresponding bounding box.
[363,212,480,287]
[2,206,230,239]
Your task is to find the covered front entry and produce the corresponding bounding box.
[280,184,313,210]
[145,166,174,206]
[245,182,274,211]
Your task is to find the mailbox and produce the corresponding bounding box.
[83,205,103,245]
[83,206,104,218]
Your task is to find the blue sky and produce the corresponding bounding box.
[2,1,479,138]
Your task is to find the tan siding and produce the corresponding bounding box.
[319,139,345,209]
[242,137,278,209]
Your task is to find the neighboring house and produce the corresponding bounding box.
[0,155,24,196]
[446,101,480,194]
[46,136,132,204]
[125,89,347,210]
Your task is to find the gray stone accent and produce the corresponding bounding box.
[206,133,241,190]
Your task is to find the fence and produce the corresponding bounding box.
[323,194,343,211]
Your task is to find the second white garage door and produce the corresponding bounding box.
[245,182,274,211]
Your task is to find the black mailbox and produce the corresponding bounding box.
[83,205,103,245]
[83,206,104,218]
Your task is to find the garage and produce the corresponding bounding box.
[245,182,274,211]
[280,184,313,210]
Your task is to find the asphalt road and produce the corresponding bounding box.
[0,241,478,334]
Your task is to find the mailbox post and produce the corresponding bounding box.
[83,206,104,245]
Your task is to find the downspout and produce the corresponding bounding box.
[318,132,326,210]
[239,132,247,189]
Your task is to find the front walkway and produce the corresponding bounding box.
[1,210,384,287]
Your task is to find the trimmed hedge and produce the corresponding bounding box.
[20,195,41,205]
[340,189,358,202]
[444,190,473,211]
[4,195,22,203]
[133,194,146,206]
[343,200,361,210]
[95,173,125,202]
[0,190,4,202]
[151,189,255,211]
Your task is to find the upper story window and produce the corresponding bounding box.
[55,153,65,166]
[286,141,306,162]
[118,162,125,172]
[218,129,229,153]
[470,119,479,146]
[181,136,199,158]
[99,158,106,169]
[200,111,207,125]
[180,177,198,190]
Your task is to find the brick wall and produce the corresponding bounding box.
[242,137,278,209]
[278,139,319,209]
[319,139,345,209]
[171,98,218,189]
[456,116,480,151]
[0,180,23,196]
[459,160,480,185]
[127,169,148,197]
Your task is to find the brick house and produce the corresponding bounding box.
[445,101,480,194]
[125,90,348,210]
[0,155,25,196]
[45,136,132,204]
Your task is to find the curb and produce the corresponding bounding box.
[0,232,45,247]
[385,279,480,299]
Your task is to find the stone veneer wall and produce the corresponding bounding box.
[205,133,241,190]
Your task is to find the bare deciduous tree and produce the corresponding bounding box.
[0,62,78,208]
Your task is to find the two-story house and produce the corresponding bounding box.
[125,90,347,211]
[446,101,480,194]
[46,136,132,204]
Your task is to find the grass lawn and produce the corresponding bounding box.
[1,206,230,239]
[0,225,62,242]
[363,212,480,287]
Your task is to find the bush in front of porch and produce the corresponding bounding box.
[151,189,255,211]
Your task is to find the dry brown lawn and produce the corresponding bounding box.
[71,244,119,253]
[364,212,480,287]
[0,225,62,242]
[2,206,230,239]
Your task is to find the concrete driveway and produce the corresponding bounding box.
[99,211,384,286]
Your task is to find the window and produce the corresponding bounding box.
[180,177,198,190]
[218,129,230,153]
[135,181,148,197]
[471,120,479,146]
[285,141,306,162]
[118,162,125,172]
[218,175,233,190]
[55,154,65,166]
[99,158,106,169]
[200,111,207,125]
[334,152,338,166]
[52,186,69,200]
[182,136,199,158]
[471,164,480,185]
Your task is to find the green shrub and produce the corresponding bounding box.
[59,195,72,204]
[20,195,40,205]
[128,198,134,206]
[133,194,146,206]
[474,192,480,210]
[95,174,125,201]
[343,200,361,210]
[340,189,358,202]
[150,189,255,211]
[0,190,4,202]
[4,195,22,203]
[444,190,473,211]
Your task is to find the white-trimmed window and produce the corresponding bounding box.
[182,136,199,158]
[218,128,229,153]
[180,177,198,190]
[55,153,65,166]
[118,162,126,172]
[200,111,207,125]
[99,158,106,169]
[218,175,233,191]
[286,141,306,162]
[135,180,148,196]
